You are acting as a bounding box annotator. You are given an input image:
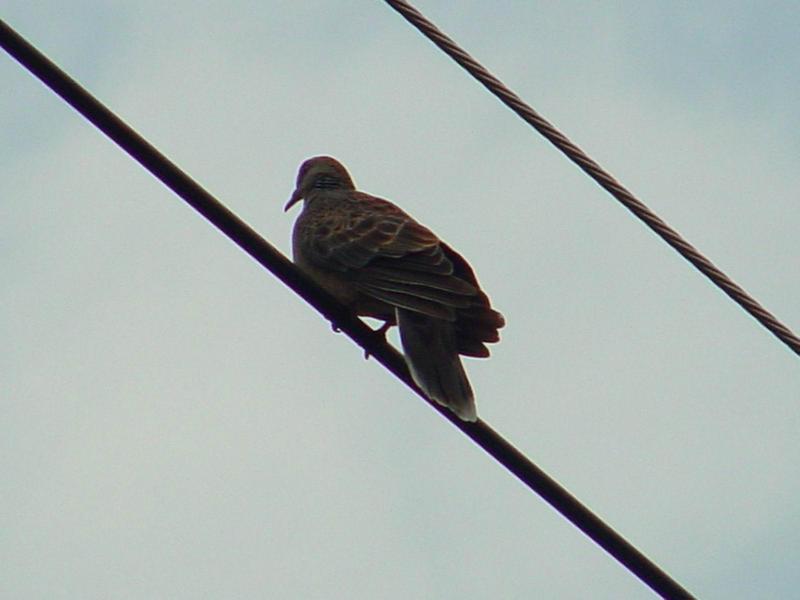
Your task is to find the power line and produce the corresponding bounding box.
[1,18,694,600]
[384,0,800,359]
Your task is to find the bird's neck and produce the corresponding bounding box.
[313,174,350,190]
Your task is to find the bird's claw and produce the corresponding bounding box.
[363,321,393,360]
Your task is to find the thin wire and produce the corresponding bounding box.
[1,19,694,600]
[384,0,800,359]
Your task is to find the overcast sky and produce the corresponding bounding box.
[3,2,799,598]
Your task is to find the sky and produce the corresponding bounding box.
[2,2,799,598]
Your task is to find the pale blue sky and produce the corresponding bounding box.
[3,2,799,598]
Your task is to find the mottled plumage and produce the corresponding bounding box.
[285,156,504,421]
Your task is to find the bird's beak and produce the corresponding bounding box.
[284,189,303,212]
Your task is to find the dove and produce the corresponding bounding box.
[285,156,504,421]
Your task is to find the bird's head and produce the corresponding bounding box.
[284,156,356,211]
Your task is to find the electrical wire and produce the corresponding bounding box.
[384,0,800,359]
[1,18,694,599]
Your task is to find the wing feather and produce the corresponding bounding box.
[355,285,456,320]
[302,193,504,352]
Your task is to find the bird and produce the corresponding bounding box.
[284,156,504,421]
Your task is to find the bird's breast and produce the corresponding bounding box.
[292,222,358,306]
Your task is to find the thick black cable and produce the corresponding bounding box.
[1,19,694,600]
[384,0,800,359]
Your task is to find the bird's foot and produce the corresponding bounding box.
[363,321,393,360]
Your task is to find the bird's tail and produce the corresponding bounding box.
[396,308,476,422]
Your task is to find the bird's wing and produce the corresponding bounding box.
[302,193,504,353]
[304,195,477,320]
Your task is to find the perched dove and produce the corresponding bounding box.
[285,156,504,421]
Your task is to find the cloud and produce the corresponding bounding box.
[2,2,799,598]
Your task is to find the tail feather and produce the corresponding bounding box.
[396,308,476,421]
